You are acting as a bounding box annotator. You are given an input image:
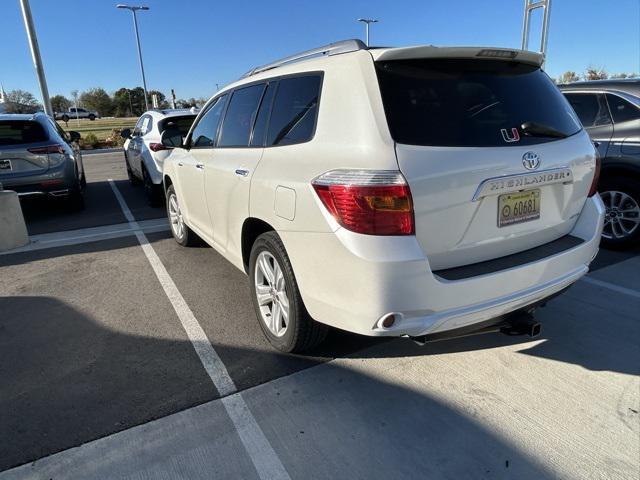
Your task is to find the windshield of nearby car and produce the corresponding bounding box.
[0,120,48,146]
[375,59,582,147]
[159,115,197,136]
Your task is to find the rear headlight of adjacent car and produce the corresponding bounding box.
[312,169,415,235]
[588,147,601,198]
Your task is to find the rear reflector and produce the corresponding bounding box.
[588,148,601,197]
[27,144,66,155]
[149,142,168,152]
[312,170,414,235]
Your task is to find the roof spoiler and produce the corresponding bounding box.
[371,46,544,67]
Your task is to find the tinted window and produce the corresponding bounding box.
[218,84,265,147]
[191,95,228,148]
[250,83,276,147]
[564,93,611,127]
[267,75,322,146]
[159,115,197,136]
[0,121,48,146]
[606,94,640,123]
[376,59,581,147]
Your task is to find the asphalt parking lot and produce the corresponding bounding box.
[1,151,639,479]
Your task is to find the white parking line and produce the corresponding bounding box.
[107,180,291,480]
[0,218,169,255]
[581,276,640,300]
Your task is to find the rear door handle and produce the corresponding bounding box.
[235,168,249,177]
[196,163,205,170]
[178,162,184,167]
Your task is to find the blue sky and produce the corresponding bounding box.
[1,0,638,102]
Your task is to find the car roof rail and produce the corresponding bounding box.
[241,39,367,78]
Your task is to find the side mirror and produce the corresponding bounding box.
[68,131,81,142]
[161,127,184,149]
[120,128,132,139]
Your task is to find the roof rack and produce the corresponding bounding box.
[242,39,367,78]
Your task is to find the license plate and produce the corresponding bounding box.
[498,189,541,227]
[0,160,11,171]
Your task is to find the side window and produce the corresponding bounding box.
[50,119,70,142]
[218,84,265,147]
[140,116,152,136]
[190,95,228,148]
[133,116,145,136]
[250,82,277,147]
[267,75,322,146]
[606,94,640,124]
[564,93,611,128]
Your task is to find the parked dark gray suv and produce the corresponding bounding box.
[560,80,640,249]
[0,113,85,209]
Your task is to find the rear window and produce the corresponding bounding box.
[0,121,48,146]
[159,115,196,136]
[375,59,581,147]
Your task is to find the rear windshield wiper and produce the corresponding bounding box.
[520,121,568,139]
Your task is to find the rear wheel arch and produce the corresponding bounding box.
[599,162,640,184]
[241,217,275,274]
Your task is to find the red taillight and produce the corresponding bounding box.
[588,149,601,197]
[312,170,414,235]
[149,142,168,152]
[27,144,66,155]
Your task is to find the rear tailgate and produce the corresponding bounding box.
[0,120,50,181]
[373,51,596,270]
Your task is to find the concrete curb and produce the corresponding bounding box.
[0,191,29,252]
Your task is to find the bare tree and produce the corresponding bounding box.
[558,71,580,84]
[584,67,608,81]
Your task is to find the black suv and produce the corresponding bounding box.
[560,80,640,249]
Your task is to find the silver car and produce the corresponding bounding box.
[0,113,85,209]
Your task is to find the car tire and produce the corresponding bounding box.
[125,153,141,186]
[142,166,162,207]
[62,115,69,123]
[89,114,96,121]
[599,175,640,250]
[249,231,328,353]
[166,185,199,247]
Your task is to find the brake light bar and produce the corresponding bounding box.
[312,170,414,235]
[149,143,169,152]
[27,144,66,155]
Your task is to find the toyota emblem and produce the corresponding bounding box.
[522,152,540,171]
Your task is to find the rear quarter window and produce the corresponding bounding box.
[266,74,322,146]
[0,121,48,146]
[375,59,581,147]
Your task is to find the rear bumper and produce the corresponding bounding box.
[1,162,77,198]
[281,195,604,337]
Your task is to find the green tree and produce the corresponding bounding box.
[79,87,114,116]
[51,94,72,113]
[113,87,146,117]
[149,90,169,109]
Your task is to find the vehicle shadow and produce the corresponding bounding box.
[0,296,556,478]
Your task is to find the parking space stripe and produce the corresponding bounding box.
[107,180,291,480]
[581,276,640,300]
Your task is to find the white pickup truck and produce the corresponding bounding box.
[55,107,100,122]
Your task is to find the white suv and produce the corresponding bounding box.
[122,109,197,204]
[161,40,604,352]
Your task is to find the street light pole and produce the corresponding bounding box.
[117,4,150,111]
[19,0,53,117]
[357,18,379,47]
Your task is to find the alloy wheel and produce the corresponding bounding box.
[254,251,289,337]
[168,193,185,240]
[600,190,640,240]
